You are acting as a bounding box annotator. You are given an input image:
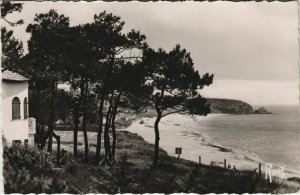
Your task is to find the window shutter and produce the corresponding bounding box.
[24,97,28,119]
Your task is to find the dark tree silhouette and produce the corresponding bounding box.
[85,11,146,164]
[105,60,148,162]
[1,0,23,26]
[142,44,214,166]
[1,28,23,70]
[65,25,100,161]
[1,0,24,70]
[26,9,70,152]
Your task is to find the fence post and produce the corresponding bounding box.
[199,156,201,165]
[259,163,261,174]
[224,159,227,169]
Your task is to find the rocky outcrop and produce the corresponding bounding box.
[206,98,255,114]
[254,107,272,114]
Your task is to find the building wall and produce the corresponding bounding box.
[2,81,29,143]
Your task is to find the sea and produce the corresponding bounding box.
[191,105,300,171]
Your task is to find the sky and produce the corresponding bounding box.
[3,1,299,106]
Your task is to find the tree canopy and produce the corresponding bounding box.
[1,0,24,70]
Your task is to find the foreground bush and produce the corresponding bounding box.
[4,143,53,172]
[3,158,66,193]
[3,143,68,193]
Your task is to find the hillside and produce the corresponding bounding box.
[207,98,255,114]
[4,131,299,193]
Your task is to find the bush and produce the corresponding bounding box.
[4,143,53,172]
[3,144,69,193]
[66,160,78,175]
[287,177,300,183]
[3,158,66,193]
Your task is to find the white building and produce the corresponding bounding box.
[2,69,35,145]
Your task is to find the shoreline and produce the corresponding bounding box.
[125,113,300,179]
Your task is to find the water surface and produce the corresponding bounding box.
[193,105,300,170]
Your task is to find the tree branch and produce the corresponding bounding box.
[98,56,142,62]
[3,18,23,26]
[115,46,127,55]
[115,56,142,60]
[161,109,188,118]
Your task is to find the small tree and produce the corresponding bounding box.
[142,45,214,166]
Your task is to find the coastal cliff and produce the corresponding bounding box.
[207,98,255,114]
[206,98,273,114]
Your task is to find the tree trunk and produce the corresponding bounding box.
[153,111,161,166]
[35,89,44,148]
[73,79,84,158]
[73,103,79,157]
[82,81,89,163]
[104,94,113,163]
[111,92,122,159]
[110,110,117,159]
[95,95,104,164]
[153,88,164,167]
[47,81,57,152]
[96,56,115,164]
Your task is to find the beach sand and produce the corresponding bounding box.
[125,113,300,179]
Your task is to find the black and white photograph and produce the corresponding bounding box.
[1,0,300,193]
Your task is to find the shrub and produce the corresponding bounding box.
[287,177,300,183]
[66,160,78,175]
[3,158,66,193]
[4,143,53,172]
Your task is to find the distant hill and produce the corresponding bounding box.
[206,98,255,114]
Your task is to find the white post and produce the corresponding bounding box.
[266,163,272,183]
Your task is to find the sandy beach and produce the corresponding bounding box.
[125,113,300,179]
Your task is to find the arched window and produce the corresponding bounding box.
[24,97,28,119]
[12,97,21,120]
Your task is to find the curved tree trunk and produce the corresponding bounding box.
[153,88,164,167]
[153,111,161,167]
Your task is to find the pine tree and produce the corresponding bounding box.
[142,44,214,166]
[1,0,24,70]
